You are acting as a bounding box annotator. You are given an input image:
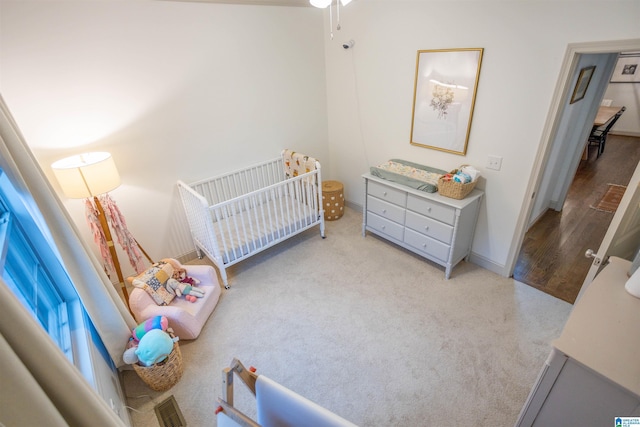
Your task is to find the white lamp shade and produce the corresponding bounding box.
[310,0,332,8]
[340,0,352,5]
[51,152,121,199]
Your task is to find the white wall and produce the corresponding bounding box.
[325,1,640,274]
[1,1,640,279]
[0,1,328,278]
[604,78,640,136]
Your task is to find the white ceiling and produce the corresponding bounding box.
[161,0,312,6]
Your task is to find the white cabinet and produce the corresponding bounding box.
[362,173,483,279]
[516,257,640,426]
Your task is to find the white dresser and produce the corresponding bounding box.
[362,173,483,279]
[516,256,640,426]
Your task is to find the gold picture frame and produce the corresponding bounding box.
[410,48,484,155]
[570,65,596,104]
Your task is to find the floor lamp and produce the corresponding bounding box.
[51,152,150,312]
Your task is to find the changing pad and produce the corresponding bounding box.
[370,159,447,193]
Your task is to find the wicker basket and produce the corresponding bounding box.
[438,169,477,200]
[133,342,183,391]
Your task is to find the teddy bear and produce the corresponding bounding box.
[165,277,205,303]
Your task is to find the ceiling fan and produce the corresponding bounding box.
[310,0,351,7]
[310,0,354,40]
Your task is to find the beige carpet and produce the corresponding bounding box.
[122,206,571,427]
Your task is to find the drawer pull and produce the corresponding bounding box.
[427,207,432,212]
[382,209,387,214]
[383,191,388,196]
[424,226,429,232]
[422,243,427,248]
[382,225,386,230]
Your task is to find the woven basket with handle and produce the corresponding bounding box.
[132,341,183,391]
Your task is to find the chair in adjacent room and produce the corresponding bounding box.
[588,106,626,158]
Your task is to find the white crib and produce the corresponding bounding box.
[177,150,325,289]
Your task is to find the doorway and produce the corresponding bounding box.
[514,134,640,303]
[509,39,640,303]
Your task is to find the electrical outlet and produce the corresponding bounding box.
[487,155,502,171]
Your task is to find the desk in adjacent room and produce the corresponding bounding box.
[594,105,623,126]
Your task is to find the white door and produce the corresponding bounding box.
[578,160,640,300]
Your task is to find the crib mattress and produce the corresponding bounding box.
[213,195,317,264]
[370,159,447,193]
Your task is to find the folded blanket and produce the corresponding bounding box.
[283,149,318,178]
[370,159,447,193]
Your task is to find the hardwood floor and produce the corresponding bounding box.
[514,134,640,304]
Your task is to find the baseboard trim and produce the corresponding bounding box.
[467,251,510,277]
[549,199,563,211]
[610,130,640,138]
[174,251,200,264]
[175,201,510,277]
[349,199,509,277]
[345,200,362,212]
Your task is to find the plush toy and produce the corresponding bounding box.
[166,278,205,303]
[123,338,139,365]
[135,329,176,366]
[132,315,169,341]
[172,267,201,287]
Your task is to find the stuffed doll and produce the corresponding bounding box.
[166,278,205,303]
[172,266,201,287]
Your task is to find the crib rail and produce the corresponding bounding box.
[190,157,284,206]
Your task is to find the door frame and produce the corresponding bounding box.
[506,38,640,278]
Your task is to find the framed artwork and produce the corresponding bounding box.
[570,65,596,104]
[410,48,483,155]
[610,55,640,83]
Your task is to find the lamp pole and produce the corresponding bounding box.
[93,196,132,316]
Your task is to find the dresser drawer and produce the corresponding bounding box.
[407,194,455,225]
[405,210,454,244]
[367,195,406,224]
[367,212,404,241]
[404,228,450,262]
[367,180,407,207]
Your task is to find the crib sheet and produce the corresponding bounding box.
[213,195,316,264]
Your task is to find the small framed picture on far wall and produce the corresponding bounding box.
[610,54,640,83]
[570,65,596,104]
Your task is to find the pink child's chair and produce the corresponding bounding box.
[127,259,221,340]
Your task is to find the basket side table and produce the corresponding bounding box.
[322,180,344,221]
